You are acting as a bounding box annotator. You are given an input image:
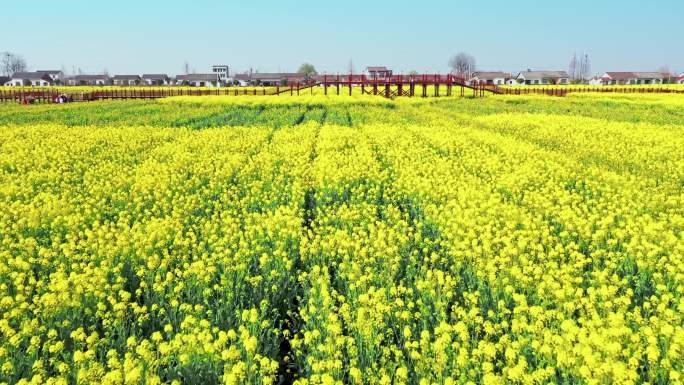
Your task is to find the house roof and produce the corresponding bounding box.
[471,71,511,80]
[602,72,664,80]
[633,72,664,79]
[72,75,110,80]
[10,72,53,80]
[0,76,10,84]
[518,71,569,79]
[250,73,306,81]
[113,75,141,80]
[232,74,251,81]
[142,74,169,80]
[366,66,390,72]
[177,74,219,82]
[37,70,63,75]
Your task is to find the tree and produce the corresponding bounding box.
[569,53,579,82]
[183,62,190,75]
[657,65,671,82]
[449,53,476,78]
[298,63,318,78]
[569,53,591,83]
[348,59,355,74]
[408,70,419,76]
[1,52,27,77]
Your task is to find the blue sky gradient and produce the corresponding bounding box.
[2,0,682,75]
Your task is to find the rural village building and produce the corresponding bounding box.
[232,74,251,86]
[37,70,65,84]
[675,73,684,84]
[0,77,9,86]
[212,65,230,84]
[251,73,306,86]
[112,75,141,86]
[142,74,170,85]
[5,72,54,86]
[600,72,664,85]
[67,75,110,86]
[516,71,569,85]
[469,71,511,85]
[231,72,307,86]
[366,67,392,79]
[176,74,220,87]
[588,76,603,86]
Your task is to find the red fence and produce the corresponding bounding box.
[495,86,684,97]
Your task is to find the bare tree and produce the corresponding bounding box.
[569,53,591,83]
[1,52,27,77]
[449,52,476,78]
[569,53,578,82]
[581,54,591,83]
[657,65,671,82]
[348,59,355,74]
[183,62,190,75]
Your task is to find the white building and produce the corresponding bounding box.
[469,71,511,85]
[112,75,141,86]
[212,65,229,84]
[366,66,392,79]
[600,72,664,85]
[37,70,65,84]
[176,74,221,87]
[5,72,54,86]
[516,70,570,85]
[142,74,170,85]
[588,76,603,86]
[67,75,110,86]
[674,73,684,84]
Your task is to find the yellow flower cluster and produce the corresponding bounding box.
[0,93,682,384]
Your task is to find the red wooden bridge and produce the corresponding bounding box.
[313,74,491,97]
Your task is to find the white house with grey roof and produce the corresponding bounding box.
[515,70,569,85]
[5,72,54,86]
[37,70,65,84]
[469,71,512,85]
[67,75,110,86]
[142,74,170,85]
[112,75,141,86]
[600,72,664,85]
[175,74,221,87]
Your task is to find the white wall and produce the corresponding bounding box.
[7,79,51,86]
[189,80,219,87]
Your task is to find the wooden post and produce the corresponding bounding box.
[385,82,390,98]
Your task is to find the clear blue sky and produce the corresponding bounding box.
[2,0,682,76]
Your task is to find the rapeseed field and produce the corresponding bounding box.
[0,94,682,385]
